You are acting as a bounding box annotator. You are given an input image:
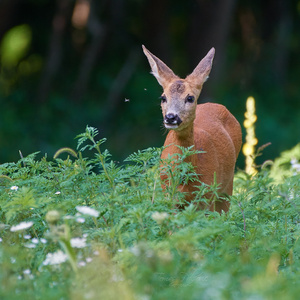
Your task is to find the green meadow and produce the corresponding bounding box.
[0,126,299,299]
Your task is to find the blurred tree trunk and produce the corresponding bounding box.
[143,0,172,64]
[263,0,292,85]
[187,0,237,99]
[239,0,292,90]
[0,0,20,42]
[71,0,107,102]
[37,0,73,103]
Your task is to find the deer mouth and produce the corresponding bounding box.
[164,123,179,129]
[164,113,182,129]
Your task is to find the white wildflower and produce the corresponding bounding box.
[70,237,87,248]
[24,235,31,239]
[78,261,86,267]
[10,221,33,232]
[10,186,19,191]
[76,206,99,218]
[151,211,169,224]
[291,158,300,174]
[0,237,2,242]
[23,269,31,275]
[40,238,47,244]
[86,257,92,263]
[55,191,61,195]
[76,217,85,223]
[24,243,36,248]
[43,250,68,266]
[31,238,39,244]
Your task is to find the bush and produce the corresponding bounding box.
[0,127,299,299]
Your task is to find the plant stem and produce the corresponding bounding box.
[89,133,114,189]
[238,202,246,237]
[59,240,78,274]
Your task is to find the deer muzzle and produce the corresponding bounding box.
[164,113,182,129]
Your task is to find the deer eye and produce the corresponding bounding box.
[185,95,195,103]
[160,95,167,103]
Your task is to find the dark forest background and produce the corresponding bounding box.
[0,0,300,168]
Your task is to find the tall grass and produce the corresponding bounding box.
[0,126,299,299]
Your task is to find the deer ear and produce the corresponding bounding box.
[142,45,178,88]
[186,47,215,88]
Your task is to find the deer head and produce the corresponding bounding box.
[142,45,215,132]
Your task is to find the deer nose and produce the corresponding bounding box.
[164,113,182,125]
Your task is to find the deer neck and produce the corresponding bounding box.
[163,123,197,165]
[173,123,194,146]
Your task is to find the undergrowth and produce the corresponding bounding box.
[0,126,299,300]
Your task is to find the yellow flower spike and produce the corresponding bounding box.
[243,119,252,128]
[252,138,258,146]
[242,144,253,156]
[243,96,258,175]
[246,96,255,111]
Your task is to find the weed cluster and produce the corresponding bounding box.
[0,127,299,299]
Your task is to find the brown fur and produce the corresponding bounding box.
[142,45,242,213]
[169,80,185,94]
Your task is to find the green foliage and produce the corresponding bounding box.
[0,24,32,67]
[270,143,300,182]
[0,127,300,299]
[160,145,204,205]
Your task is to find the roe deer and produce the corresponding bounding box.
[142,45,242,213]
